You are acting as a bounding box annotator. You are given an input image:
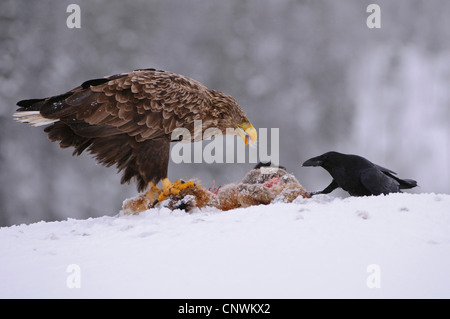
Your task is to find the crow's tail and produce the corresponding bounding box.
[398,178,418,190]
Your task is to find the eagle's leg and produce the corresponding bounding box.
[122,182,162,215]
[144,182,161,203]
[158,178,195,202]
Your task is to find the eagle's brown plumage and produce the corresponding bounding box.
[14,68,256,192]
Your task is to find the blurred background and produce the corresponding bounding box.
[1,0,449,226]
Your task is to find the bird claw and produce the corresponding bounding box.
[157,179,195,202]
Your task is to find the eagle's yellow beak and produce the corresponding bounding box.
[237,122,257,145]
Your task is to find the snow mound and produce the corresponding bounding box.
[1,193,449,298]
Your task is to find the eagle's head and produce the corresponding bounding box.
[207,90,257,145]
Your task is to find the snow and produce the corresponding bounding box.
[1,193,449,299]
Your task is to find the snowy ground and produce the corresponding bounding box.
[0,192,449,299]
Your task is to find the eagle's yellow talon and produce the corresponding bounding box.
[157,192,167,202]
[157,178,195,202]
[172,180,195,192]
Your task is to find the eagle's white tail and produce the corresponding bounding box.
[13,111,58,127]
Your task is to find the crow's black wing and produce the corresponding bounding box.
[374,164,397,175]
[360,167,400,195]
[375,164,417,189]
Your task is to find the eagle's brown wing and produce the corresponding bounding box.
[16,69,211,191]
[40,68,207,141]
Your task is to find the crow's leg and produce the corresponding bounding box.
[310,180,339,196]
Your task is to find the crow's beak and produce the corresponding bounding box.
[302,158,323,167]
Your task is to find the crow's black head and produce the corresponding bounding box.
[302,151,342,169]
